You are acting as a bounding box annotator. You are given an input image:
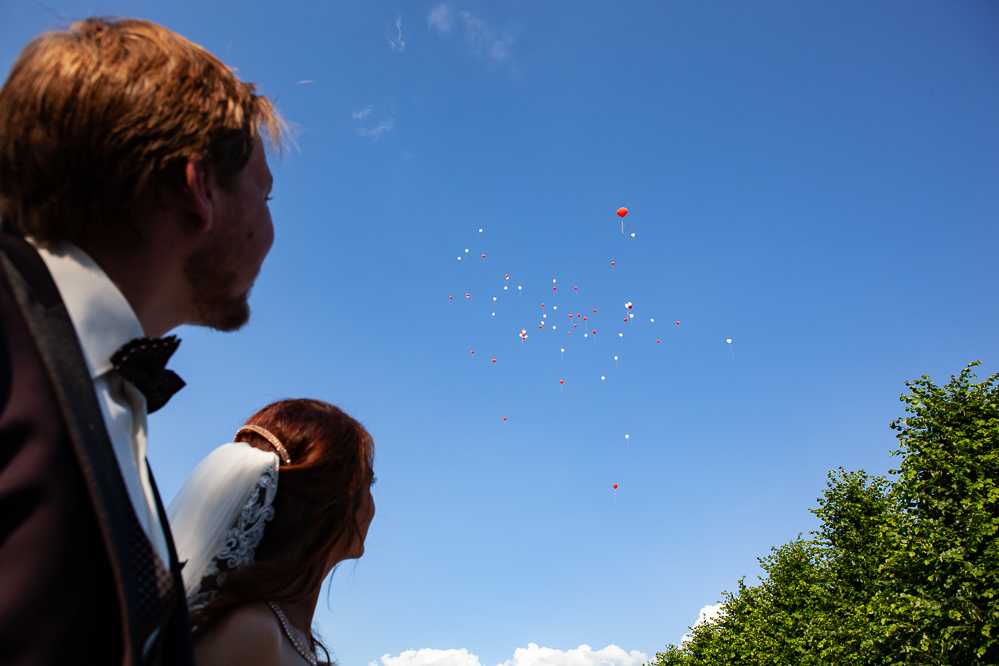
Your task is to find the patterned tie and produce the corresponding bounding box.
[111,336,186,413]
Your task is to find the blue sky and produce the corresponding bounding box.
[2,2,997,665]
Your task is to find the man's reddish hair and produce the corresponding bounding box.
[0,17,286,244]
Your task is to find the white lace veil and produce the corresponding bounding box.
[167,442,280,612]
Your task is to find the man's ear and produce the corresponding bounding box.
[184,159,214,233]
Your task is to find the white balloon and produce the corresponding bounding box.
[478,228,483,232]
[614,356,618,361]
[650,318,655,323]
[560,348,565,353]
[464,248,469,253]
[503,286,508,290]
[601,376,606,380]
[492,297,497,301]
[619,333,623,338]
[625,434,630,440]
[518,286,522,291]
[726,338,732,344]
[553,306,558,310]
[631,232,636,237]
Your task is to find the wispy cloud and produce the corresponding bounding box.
[370,644,648,666]
[427,3,454,34]
[427,4,515,63]
[356,118,395,139]
[352,106,394,139]
[389,14,405,52]
[680,603,724,644]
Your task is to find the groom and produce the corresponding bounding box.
[0,18,284,665]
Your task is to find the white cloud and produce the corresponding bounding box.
[390,14,406,52]
[427,3,454,34]
[352,106,373,120]
[356,119,395,139]
[680,603,724,645]
[370,645,648,666]
[428,7,514,62]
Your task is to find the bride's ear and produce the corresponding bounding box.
[184,159,215,233]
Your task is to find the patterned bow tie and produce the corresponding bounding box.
[111,335,186,413]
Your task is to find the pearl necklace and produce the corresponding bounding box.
[267,602,318,666]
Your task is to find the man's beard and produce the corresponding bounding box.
[183,240,252,332]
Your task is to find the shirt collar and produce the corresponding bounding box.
[29,239,146,379]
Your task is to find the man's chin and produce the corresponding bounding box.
[193,292,251,332]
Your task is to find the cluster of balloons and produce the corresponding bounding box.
[448,208,736,497]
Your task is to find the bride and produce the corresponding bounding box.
[168,399,375,665]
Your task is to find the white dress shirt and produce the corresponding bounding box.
[30,240,171,567]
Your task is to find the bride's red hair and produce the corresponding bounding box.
[189,399,374,652]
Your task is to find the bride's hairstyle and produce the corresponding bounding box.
[189,398,375,641]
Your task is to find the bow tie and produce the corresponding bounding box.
[111,336,186,413]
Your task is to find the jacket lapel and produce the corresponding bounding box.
[0,239,189,665]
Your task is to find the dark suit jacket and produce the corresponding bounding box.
[0,234,195,666]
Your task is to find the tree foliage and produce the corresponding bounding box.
[651,362,999,665]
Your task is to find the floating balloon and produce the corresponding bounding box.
[613,483,618,489]
[492,359,496,363]
[502,417,507,421]
[617,207,628,218]
[505,274,509,279]
[465,293,470,298]
[559,380,564,384]
[625,434,629,441]
[631,232,636,238]
[625,302,633,309]
[611,261,615,266]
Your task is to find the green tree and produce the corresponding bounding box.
[650,362,999,665]
[880,362,999,663]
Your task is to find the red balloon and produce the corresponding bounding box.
[541,303,546,307]
[616,207,628,218]
[583,316,587,321]
[593,309,597,313]
[470,350,474,354]
[611,261,615,266]
[503,417,507,421]
[492,359,496,363]
[657,339,661,343]
[482,254,486,258]
[592,330,597,334]
[676,321,680,325]
[465,293,470,298]
[559,380,564,384]
[613,483,618,489]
